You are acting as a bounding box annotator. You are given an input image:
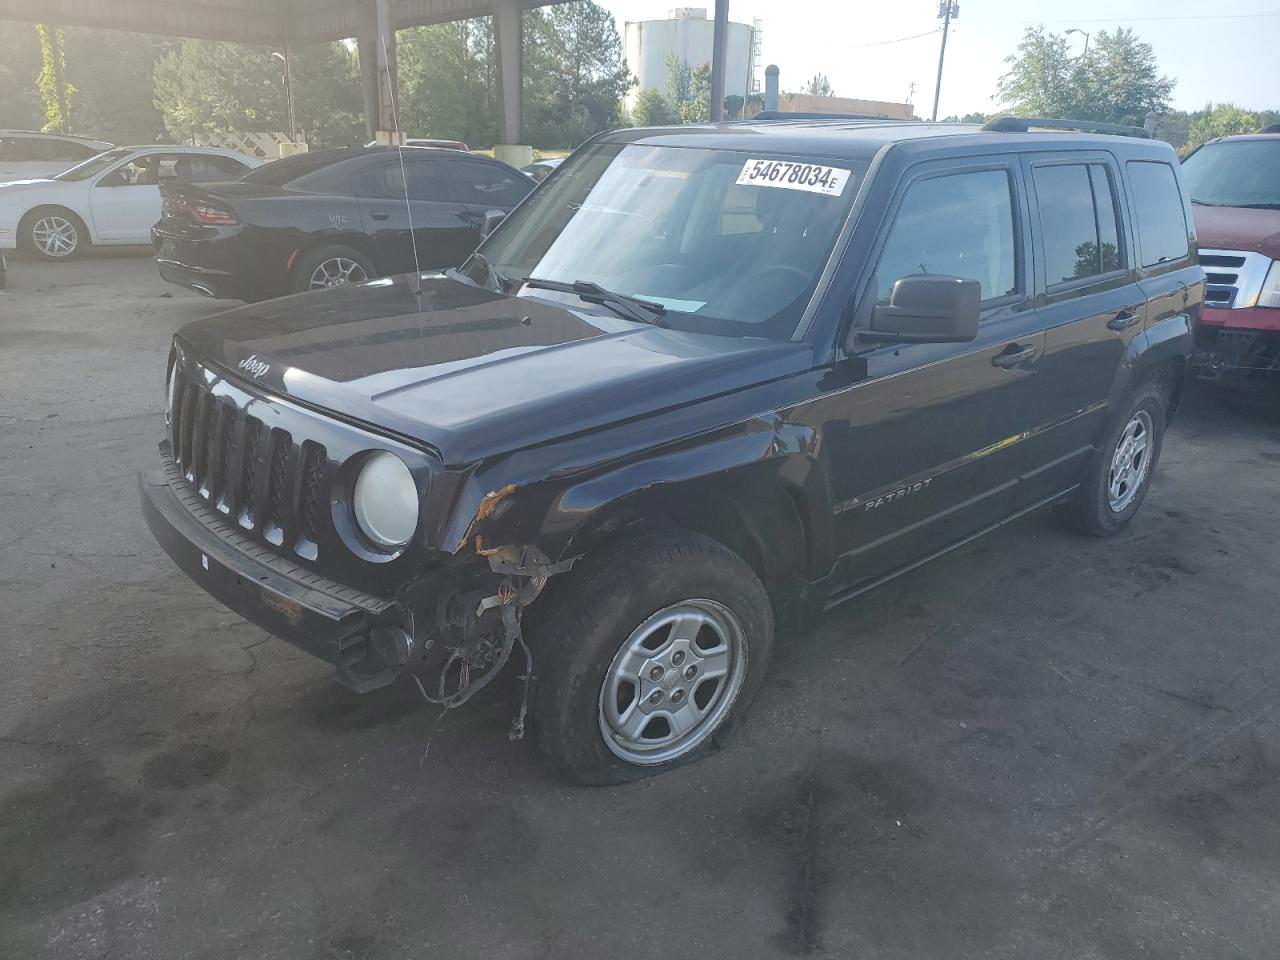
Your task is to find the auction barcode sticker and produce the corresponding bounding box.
[735,159,851,196]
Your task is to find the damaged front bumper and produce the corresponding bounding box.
[1192,309,1280,382]
[141,456,548,700]
[140,462,417,692]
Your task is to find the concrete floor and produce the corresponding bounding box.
[2,251,1279,960]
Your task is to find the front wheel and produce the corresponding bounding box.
[23,208,86,260]
[1056,378,1168,536]
[530,530,775,784]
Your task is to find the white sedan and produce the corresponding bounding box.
[0,145,261,260]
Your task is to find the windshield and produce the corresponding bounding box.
[54,147,132,182]
[471,142,868,339]
[1182,140,1280,209]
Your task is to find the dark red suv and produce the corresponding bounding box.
[1182,127,1280,383]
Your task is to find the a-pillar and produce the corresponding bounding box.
[492,0,532,167]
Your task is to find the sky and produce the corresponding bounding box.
[594,0,1280,116]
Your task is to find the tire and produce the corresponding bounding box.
[529,530,775,785]
[21,207,88,261]
[290,245,375,294]
[1056,378,1168,536]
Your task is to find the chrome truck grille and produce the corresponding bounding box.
[1198,249,1272,310]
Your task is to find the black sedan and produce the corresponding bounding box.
[152,146,535,301]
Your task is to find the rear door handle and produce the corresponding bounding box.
[1107,309,1141,331]
[370,213,390,221]
[992,343,1037,369]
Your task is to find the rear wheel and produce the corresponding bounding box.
[530,530,775,784]
[290,245,374,294]
[22,207,87,260]
[1056,378,1168,536]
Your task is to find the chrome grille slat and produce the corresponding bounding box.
[170,367,328,562]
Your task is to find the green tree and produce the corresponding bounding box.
[154,39,363,148]
[64,30,174,143]
[523,1,631,148]
[996,27,1077,118]
[1188,103,1264,147]
[36,26,73,133]
[0,21,42,129]
[997,26,1173,127]
[397,19,499,148]
[632,88,678,126]
[803,73,834,97]
[1077,28,1173,126]
[664,51,692,111]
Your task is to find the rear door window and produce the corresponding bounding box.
[444,159,532,208]
[355,159,454,202]
[874,168,1019,304]
[1126,160,1190,268]
[1033,162,1124,286]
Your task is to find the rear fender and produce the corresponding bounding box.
[1108,311,1194,424]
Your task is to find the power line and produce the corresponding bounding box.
[1018,11,1280,23]
[851,28,939,48]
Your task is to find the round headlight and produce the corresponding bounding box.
[353,451,419,548]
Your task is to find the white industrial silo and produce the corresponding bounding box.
[624,8,756,113]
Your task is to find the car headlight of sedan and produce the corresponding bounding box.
[353,451,419,548]
[1259,259,1280,309]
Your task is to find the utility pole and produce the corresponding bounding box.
[930,1,958,122]
[709,0,729,121]
[272,48,297,143]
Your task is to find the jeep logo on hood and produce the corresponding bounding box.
[237,354,270,378]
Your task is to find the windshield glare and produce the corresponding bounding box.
[54,147,132,182]
[1182,140,1280,208]
[474,143,867,339]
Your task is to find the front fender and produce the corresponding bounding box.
[444,412,821,572]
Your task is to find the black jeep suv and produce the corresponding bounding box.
[141,117,1204,784]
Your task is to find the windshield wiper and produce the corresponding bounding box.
[522,277,667,326]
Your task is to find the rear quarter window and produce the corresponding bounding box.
[1125,160,1190,268]
[445,159,533,207]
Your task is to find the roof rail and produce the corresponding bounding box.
[981,116,1152,139]
[749,110,905,122]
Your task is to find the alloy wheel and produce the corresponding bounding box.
[1107,410,1153,513]
[308,257,368,290]
[31,216,79,258]
[598,598,748,765]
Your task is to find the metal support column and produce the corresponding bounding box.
[374,0,400,141]
[493,0,529,165]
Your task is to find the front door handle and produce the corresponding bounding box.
[992,343,1037,369]
[370,213,390,221]
[1107,309,1141,331]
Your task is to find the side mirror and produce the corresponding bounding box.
[862,275,980,344]
[481,209,506,237]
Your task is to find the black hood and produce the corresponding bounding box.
[176,274,811,465]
